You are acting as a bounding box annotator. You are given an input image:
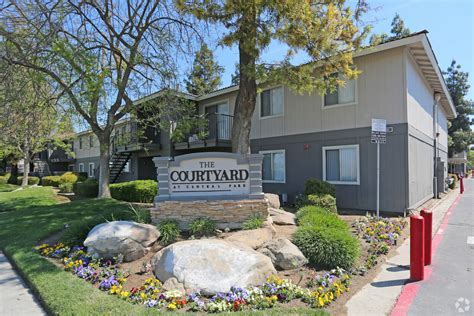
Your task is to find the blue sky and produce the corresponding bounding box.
[209,0,474,100]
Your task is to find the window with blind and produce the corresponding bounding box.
[324,74,356,107]
[323,145,359,184]
[260,86,284,118]
[260,150,286,183]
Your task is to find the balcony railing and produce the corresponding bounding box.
[173,113,233,150]
[111,121,160,153]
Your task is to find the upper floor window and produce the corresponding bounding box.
[324,74,356,107]
[70,141,74,151]
[79,137,83,149]
[260,86,283,118]
[260,150,285,183]
[323,145,360,185]
[89,135,94,148]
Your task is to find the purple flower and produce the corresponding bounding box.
[145,299,158,308]
[99,275,119,291]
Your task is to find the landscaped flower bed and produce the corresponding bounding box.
[352,216,407,270]
[36,242,351,313]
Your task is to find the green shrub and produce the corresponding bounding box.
[188,218,216,237]
[74,179,99,197]
[296,206,347,230]
[42,175,62,187]
[306,194,337,213]
[110,180,157,203]
[293,225,360,269]
[0,176,8,184]
[126,204,151,224]
[304,179,336,197]
[157,220,181,245]
[17,176,40,185]
[60,171,79,184]
[75,172,88,182]
[59,182,74,193]
[242,214,264,230]
[448,173,457,189]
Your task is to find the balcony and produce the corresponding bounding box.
[173,113,233,150]
[111,121,161,153]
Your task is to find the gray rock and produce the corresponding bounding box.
[268,207,286,216]
[84,221,160,262]
[163,277,186,293]
[151,240,276,295]
[258,238,308,270]
[225,227,275,249]
[271,211,296,225]
[265,193,281,209]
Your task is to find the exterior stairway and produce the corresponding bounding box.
[109,152,131,183]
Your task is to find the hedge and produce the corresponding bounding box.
[306,194,337,213]
[293,205,359,269]
[42,176,62,187]
[304,179,336,197]
[60,172,79,184]
[110,180,157,203]
[0,173,10,184]
[74,179,99,198]
[17,176,40,185]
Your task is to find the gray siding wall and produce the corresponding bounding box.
[251,123,409,213]
[75,157,100,177]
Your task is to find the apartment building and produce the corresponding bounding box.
[68,30,455,214]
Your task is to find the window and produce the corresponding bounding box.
[79,163,85,173]
[68,165,74,171]
[89,135,94,148]
[79,137,83,149]
[323,145,359,185]
[123,160,130,173]
[70,141,74,151]
[88,163,95,178]
[324,74,356,107]
[260,150,285,183]
[260,86,283,118]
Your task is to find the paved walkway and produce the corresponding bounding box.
[406,179,474,315]
[346,187,460,316]
[0,252,45,316]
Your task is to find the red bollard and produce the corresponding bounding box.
[460,176,464,194]
[410,215,425,281]
[420,209,432,265]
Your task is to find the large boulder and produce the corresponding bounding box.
[152,240,276,295]
[258,238,308,270]
[225,227,275,249]
[271,210,296,225]
[265,193,281,209]
[84,221,160,262]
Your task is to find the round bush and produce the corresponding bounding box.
[306,194,337,213]
[60,172,79,184]
[292,225,360,269]
[17,176,40,185]
[59,182,74,193]
[74,180,99,197]
[304,179,336,197]
[296,206,347,230]
[110,180,157,203]
[42,175,62,187]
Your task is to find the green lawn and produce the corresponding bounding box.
[0,187,328,316]
[0,183,19,193]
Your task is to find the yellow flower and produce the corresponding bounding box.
[318,296,325,307]
[329,292,334,301]
[140,293,147,299]
[120,291,129,299]
[167,302,177,310]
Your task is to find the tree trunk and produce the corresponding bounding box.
[22,154,30,188]
[98,132,112,198]
[8,162,18,185]
[231,10,257,154]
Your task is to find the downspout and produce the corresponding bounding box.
[433,92,441,198]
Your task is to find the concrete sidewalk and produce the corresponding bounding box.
[0,252,45,316]
[345,189,460,316]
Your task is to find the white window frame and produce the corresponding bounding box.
[322,144,360,185]
[88,163,95,178]
[259,149,286,183]
[322,75,358,109]
[78,163,85,173]
[123,160,130,173]
[259,85,285,119]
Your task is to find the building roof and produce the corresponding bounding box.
[133,30,455,118]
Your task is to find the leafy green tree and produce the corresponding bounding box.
[0,65,64,187]
[178,0,370,153]
[185,43,224,95]
[369,13,411,45]
[443,60,474,155]
[1,1,195,197]
[231,63,240,85]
